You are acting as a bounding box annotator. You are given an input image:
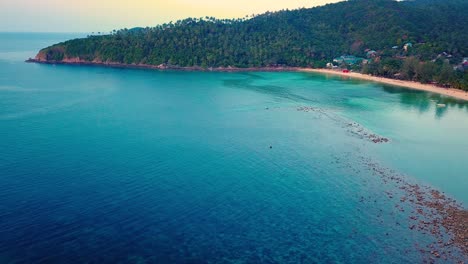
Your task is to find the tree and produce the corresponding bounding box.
[436,60,454,85]
[401,57,419,80]
[35,0,468,90]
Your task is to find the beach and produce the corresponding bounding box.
[5,33,468,261]
[27,57,468,102]
[301,68,468,101]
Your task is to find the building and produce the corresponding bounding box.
[366,50,377,58]
[333,55,364,65]
[403,42,413,52]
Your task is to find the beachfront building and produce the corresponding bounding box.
[366,50,377,58]
[404,42,413,52]
[454,58,468,71]
[333,55,364,65]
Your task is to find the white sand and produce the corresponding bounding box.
[300,68,468,101]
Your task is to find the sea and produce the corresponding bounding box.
[0,33,467,263]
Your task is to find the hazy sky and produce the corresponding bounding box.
[0,0,342,32]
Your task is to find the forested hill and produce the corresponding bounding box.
[32,0,468,89]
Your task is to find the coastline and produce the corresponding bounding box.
[25,59,299,72]
[23,58,468,259]
[26,59,468,101]
[300,68,468,102]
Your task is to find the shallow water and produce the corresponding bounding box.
[0,33,467,263]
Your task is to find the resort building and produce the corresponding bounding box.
[333,55,364,65]
[404,42,413,52]
[366,50,377,58]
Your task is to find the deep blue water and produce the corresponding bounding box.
[0,33,467,263]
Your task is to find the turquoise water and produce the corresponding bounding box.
[0,33,467,263]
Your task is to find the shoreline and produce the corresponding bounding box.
[26,59,468,101]
[25,59,299,72]
[24,58,468,259]
[300,68,468,101]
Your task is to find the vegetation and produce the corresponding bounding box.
[37,0,468,90]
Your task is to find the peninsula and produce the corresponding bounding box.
[28,0,467,94]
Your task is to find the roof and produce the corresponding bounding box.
[333,55,364,65]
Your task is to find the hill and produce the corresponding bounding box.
[30,0,468,90]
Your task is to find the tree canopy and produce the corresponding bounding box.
[36,0,468,89]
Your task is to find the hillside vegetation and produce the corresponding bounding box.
[35,0,468,90]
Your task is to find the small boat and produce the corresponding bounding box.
[436,103,446,108]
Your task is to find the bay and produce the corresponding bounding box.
[0,33,467,263]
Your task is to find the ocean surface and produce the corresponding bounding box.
[0,33,467,263]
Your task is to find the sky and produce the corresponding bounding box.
[0,0,342,33]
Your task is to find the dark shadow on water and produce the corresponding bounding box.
[381,85,468,118]
[435,106,449,119]
[299,72,385,87]
[223,75,319,104]
[237,72,268,80]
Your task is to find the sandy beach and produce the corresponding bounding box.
[301,68,468,102]
[26,58,468,102]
